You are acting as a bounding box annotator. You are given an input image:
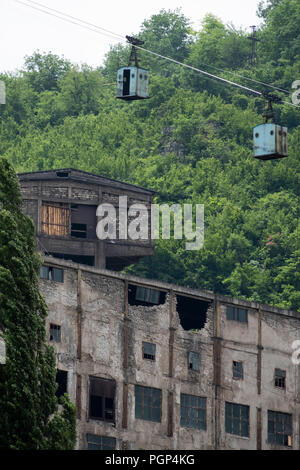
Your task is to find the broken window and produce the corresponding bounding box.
[274,369,286,389]
[188,352,200,371]
[176,295,210,331]
[128,284,166,306]
[143,342,156,361]
[87,434,116,450]
[180,394,206,430]
[233,361,243,380]
[56,369,68,399]
[42,202,70,236]
[136,286,160,304]
[40,265,64,282]
[71,223,87,239]
[226,306,248,323]
[71,204,97,240]
[268,411,292,446]
[135,385,161,422]
[50,323,61,342]
[89,377,115,422]
[225,402,249,437]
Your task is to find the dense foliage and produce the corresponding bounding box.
[0,158,76,449]
[0,0,299,311]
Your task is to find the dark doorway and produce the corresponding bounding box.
[123,69,130,96]
[56,369,68,399]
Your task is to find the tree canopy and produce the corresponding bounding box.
[0,158,76,449]
[0,1,299,311]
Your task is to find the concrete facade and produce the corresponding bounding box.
[18,168,300,450]
[40,257,300,450]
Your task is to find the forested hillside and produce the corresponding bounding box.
[0,0,299,310]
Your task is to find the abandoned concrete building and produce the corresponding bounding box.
[19,169,300,450]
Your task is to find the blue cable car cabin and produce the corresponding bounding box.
[117,66,149,100]
[253,123,288,160]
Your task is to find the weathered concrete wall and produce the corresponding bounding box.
[39,258,300,450]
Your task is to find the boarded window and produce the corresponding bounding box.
[135,385,161,422]
[180,394,206,430]
[225,402,249,437]
[89,377,115,422]
[268,410,292,446]
[40,265,63,282]
[233,361,243,379]
[143,342,156,361]
[188,352,200,371]
[87,434,116,450]
[50,323,61,342]
[56,369,67,398]
[274,369,286,389]
[226,306,248,323]
[42,202,70,236]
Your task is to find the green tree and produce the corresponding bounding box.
[23,51,71,93]
[0,158,76,449]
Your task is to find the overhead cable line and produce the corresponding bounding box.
[133,43,300,108]
[17,0,124,40]
[13,0,300,108]
[13,0,123,42]
[15,0,291,96]
[191,61,290,94]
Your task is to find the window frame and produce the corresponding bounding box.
[86,434,116,450]
[180,393,207,430]
[274,368,286,389]
[40,265,64,283]
[268,410,292,447]
[226,305,248,323]
[188,351,200,372]
[89,376,116,423]
[143,342,156,361]
[225,402,249,438]
[49,323,61,342]
[135,385,162,423]
[135,286,161,304]
[232,361,244,380]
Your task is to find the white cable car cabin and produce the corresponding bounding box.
[253,123,288,160]
[117,66,149,101]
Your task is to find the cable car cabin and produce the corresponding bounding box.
[253,123,288,160]
[117,66,149,100]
